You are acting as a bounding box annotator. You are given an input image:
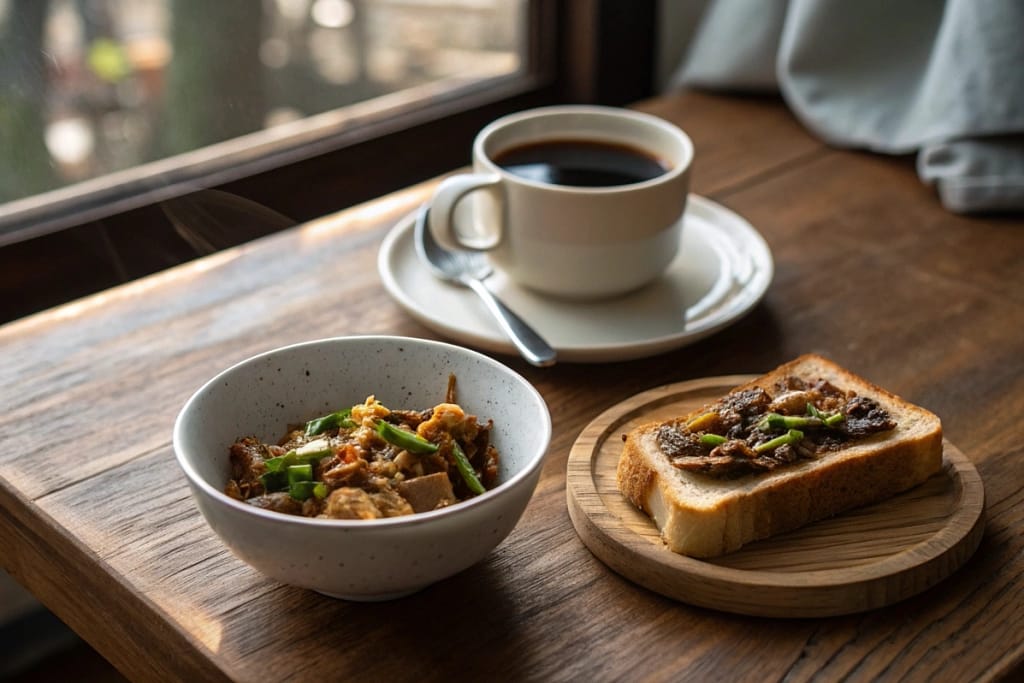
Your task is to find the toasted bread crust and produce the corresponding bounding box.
[616,441,657,515]
[616,354,944,557]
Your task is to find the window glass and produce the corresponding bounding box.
[0,0,527,239]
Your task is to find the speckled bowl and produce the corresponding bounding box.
[173,335,551,600]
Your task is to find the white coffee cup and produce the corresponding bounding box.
[428,105,694,300]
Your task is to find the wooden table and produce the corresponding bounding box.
[2,91,1022,682]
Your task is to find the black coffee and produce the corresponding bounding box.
[493,139,669,187]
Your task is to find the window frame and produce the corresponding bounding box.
[0,1,658,245]
[0,0,659,324]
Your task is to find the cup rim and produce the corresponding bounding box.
[473,104,693,194]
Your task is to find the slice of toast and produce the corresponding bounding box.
[616,354,943,558]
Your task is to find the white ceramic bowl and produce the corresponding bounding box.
[173,335,551,600]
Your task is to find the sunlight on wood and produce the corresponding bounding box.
[25,250,242,327]
[301,185,430,243]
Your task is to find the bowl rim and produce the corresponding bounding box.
[172,335,552,529]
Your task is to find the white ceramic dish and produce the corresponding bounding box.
[378,194,773,363]
[173,336,551,601]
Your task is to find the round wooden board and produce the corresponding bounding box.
[566,376,986,618]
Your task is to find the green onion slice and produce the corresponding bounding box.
[305,409,356,436]
[451,441,486,495]
[288,480,318,501]
[259,470,288,492]
[264,439,333,473]
[700,433,727,447]
[754,429,804,453]
[287,463,313,485]
[757,413,822,432]
[376,421,439,454]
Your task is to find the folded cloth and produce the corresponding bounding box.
[667,0,1024,214]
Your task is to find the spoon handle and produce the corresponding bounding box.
[463,278,557,367]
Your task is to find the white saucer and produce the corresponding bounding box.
[377,195,773,363]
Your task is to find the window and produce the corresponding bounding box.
[0,0,547,242]
[0,0,656,323]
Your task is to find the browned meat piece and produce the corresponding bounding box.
[759,442,799,466]
[397,472,457,513]
[672,453,764,478]
[713,439,758,461]
[246,492,303,515]
[464,419,499,488]
[370,489,415,517]
[719,387,772,432]
[229,437,267,480]
[422,451,450,476]
[278,428,306,451]
[671,438,802,479]
[480,444,500,489]
[321,488,382,519]
[657,425,705,460]
[301,497,322,517]
[322,457,369,487]
[224,480,245,501]
[387,409,430,427]
[842,396,897,438]
[229,437,271,497]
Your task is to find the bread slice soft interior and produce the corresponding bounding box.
[616,354,944,558]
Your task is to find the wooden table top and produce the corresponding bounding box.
[2,90,1022,682]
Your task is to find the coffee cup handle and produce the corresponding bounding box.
[428,173,503,251]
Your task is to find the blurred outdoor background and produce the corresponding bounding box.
[0,0,525,209]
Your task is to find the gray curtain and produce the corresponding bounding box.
[664,0,1024,214]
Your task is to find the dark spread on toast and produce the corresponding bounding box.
[657,376,896,479]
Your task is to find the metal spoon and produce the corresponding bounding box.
[414,204,557,367]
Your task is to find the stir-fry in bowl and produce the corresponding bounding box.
[225,376,501,519]
[173,336,551,601]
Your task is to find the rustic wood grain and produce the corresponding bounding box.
[565,376,986,617]
[634,91,828,196]
[1,91,1023,682]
